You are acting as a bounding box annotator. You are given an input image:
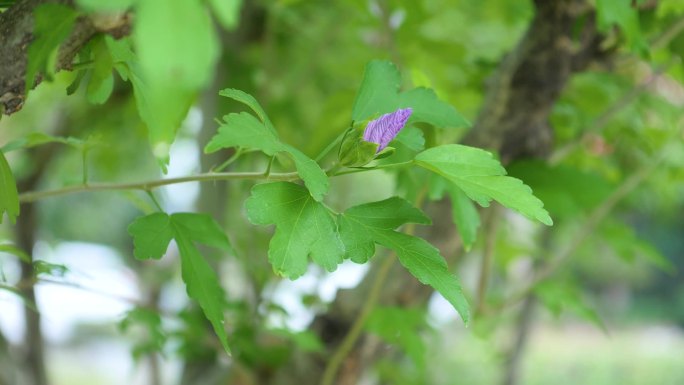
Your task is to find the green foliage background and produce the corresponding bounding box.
[1,0,684,384]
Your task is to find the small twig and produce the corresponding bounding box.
[18,170,300,203]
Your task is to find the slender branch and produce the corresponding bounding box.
[18,170,300,203]
[320,187,427,385]
[18,160,418,204]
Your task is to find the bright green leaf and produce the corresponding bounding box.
[76,0,135,12]
[218,88,277,134]
[205,112,329,201]
[448,187,480,251]
[0,151,19,224]
[25,4,79,92]
[135,0,218,90]
[339,197,430,263]
[133,0,219,167]
[128,212,174,260]
[416,144,552,226]
[245,182,344,278]
[339,197,469,323]
[128,212,232,353]
[86,36,115,104]
[382,232,469,325]
[0,244,30,263]
[1,132,87,153]
[395,126,425,152]
[208,0,242,30]
[351,60,468,128]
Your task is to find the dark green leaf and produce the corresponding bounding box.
[128,212,174,260]
[245,182,344,278]
[0,151,19,224]
[86,36,114,104]
[205,112,329,201]
[351,60,468,128]
[25,4,79,92]
[448,186,480,251]
[128,212,232,354]
[416,144,552,226]
[339,197,469,323]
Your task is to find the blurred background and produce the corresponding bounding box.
[1,0,684,384]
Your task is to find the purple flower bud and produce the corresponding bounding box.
[363,108,413,152]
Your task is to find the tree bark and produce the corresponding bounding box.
[0,0,130,115]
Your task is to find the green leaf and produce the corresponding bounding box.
[0,151,19,224]
[205,111,329,201]
[120,307,166,360]
[33,261,68,278]
[244,182,344,278]
[76,0,134,12]
[133,0,219,167]
[128,212,231,353]
[595,0,647,53]
[128,212,174,260]
[0,244,30,263]
[338,125,378,167]
[448,187,480,251]
[415,144,552,226]
[86,36,114,104]
[366,307,427,368]
[207,0,242,30]
[1,132,87,153]
[339,197,469,323]
[135,0,218,90]
[395,126,425,152]
[25,4,79,92]
[351,60,468,128]
[218,88,277,134]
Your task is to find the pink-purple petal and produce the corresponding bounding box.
[363,108,413,152]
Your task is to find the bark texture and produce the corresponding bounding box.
[0,0,130,115]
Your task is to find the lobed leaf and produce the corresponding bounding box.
[128,212,232,353]
[416,144,553,226]
[205,111,329,201]
[339,197,469,323]
[245,182,344,278]
[351,60,468,128]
